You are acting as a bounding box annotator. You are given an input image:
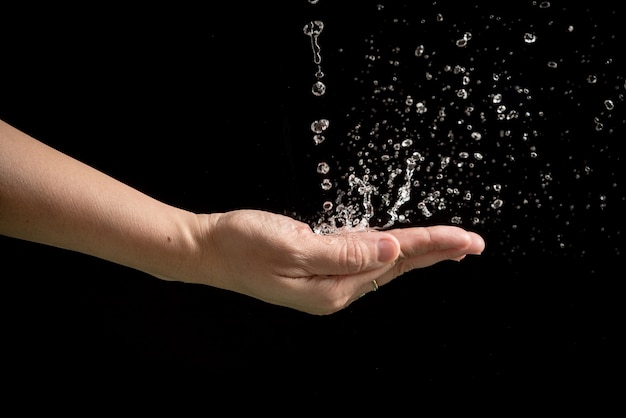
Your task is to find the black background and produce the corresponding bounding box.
[1,1,623,389]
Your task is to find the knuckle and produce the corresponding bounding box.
[340,238,368,271]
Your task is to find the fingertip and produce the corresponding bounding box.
[467,231,486,255]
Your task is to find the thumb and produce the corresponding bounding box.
[305,231,400,276]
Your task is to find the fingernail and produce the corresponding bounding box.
[377,239,397,263]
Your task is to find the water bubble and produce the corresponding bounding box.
[312,81,326,96]
[311,119,330,134]
[523,33,537,44]
[455,32,472,48]
[304,20,325,76]
[303,20,324,37]
[317,162,330,174]
[491,199,504,209]
[313,134,326,145]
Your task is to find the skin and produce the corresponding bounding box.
[0,118,485,315]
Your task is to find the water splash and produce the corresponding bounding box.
[302,2,623,260]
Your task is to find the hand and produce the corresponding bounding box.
[178,209,485,315]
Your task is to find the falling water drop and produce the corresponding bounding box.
[312,81,326,96]
[311,119,330,134]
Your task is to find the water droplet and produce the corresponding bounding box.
[456,38,468,48]
[304,20,324,65]
[456,32,472,47]
[317,162,330,174]
[311,119,330,134]
[313,134,326,145]
[523,33,537,44]
[491,199,504,209]
[312,81,326,96]
[303,20,324,37]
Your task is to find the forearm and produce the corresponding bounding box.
[0,119,200,280]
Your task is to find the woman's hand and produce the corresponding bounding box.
[179,209,484,315]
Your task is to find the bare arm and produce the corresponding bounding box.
[0,118,484,315]
[0,118,200,282]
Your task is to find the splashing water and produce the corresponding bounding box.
[301,2,623,259]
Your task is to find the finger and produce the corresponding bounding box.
[342,227,484,293]
[389,225,484,257]
[302,230,401,276]
[386,225,484,271]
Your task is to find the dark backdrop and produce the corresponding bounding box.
[1,1,623,387]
